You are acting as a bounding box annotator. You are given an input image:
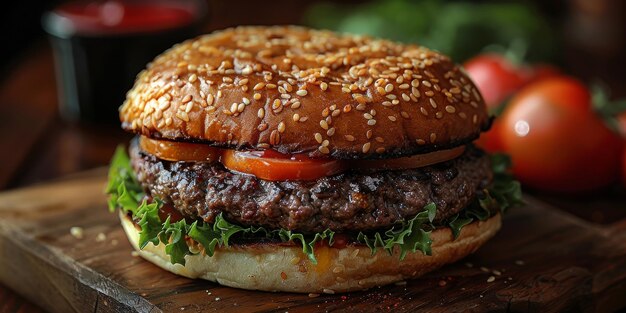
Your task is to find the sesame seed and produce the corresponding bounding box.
[362,142,371,153]
[70,226,84,239]
[367,119,377,126]
[320,120,329,130]
[377,86,386,95]
[399,83,410,89]
[402,93,410,101]
[401,111,410,119]
[185,102,193,113]
[320,82,328,91]
[356,104,366,111]
[343,105,352,113]
[257,123,268,131]
[473,114,478,124]
[237,102,245,112]
[435,111,443,119]
[341,87,351,93]
[239,78,249,86]
[430,133,437,143]
[445,105,456,113]
[487,276,496,283]
[253,82,265,90]
[270,130,280,145]
[206,94,214,106]
[314,133,323,143]
[412,87,420,97]
[230,102,238,113]
[344,135,355,141]
[422,80,432,87]
[416,139,426,145]
[241,66,253,75]
[459,112,467,119]
[366,130,372,139]
[188,74,197,83]
[364,113,373,119]
[429,98,438,109]
[253,93,262,100]
[242,97,250,105]
[277,122,286,133]
[292,113,300,122]
[257,108,265,119]
[292,101,301,109]
[384,84,394,93]
[376,147,386,154]
[388,116,397,122]
[411,79,420,87]
[327,127,336,136]
[425,91,435,97]
[272,99,281,109]
[266,83,277,89]
[318,146,330,154]
[182,94,192,103]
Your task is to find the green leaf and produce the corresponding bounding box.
[106,145,142,213]
[448,214,473,239]
[162,219,191,265]
[136,200,162,249]
[188,221,221,257]
[357,203,436,259]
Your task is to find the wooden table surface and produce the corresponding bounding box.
[1,41,625,313]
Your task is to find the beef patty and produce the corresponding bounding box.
[130,140,492,233]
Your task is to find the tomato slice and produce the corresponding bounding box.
[139,136,222,162]
[353,146,466,170]
[221,149,346,181]
[139,136,467,181]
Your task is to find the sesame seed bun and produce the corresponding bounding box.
[120,211,501,293]
[119,26,489,159]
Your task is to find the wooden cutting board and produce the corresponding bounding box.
[0,169,625,313]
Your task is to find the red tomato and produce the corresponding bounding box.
[499,77,623,192]
[221,149,346,181]
[464,54,526,110]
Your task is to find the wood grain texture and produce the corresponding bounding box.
[0,169,625,313]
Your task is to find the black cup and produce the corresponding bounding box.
[43,0,208,124]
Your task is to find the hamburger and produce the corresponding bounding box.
[106,26,521,293]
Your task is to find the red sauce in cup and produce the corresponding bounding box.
[53,1,197,35]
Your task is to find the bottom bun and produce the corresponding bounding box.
[120,211,501,293]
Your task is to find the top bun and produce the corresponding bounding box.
[120,26,488,159]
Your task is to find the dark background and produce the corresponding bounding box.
[2,0,625,95]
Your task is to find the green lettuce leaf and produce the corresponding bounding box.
[357,202,436,260]
[106,145,143,213]
[447,153,523,239]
